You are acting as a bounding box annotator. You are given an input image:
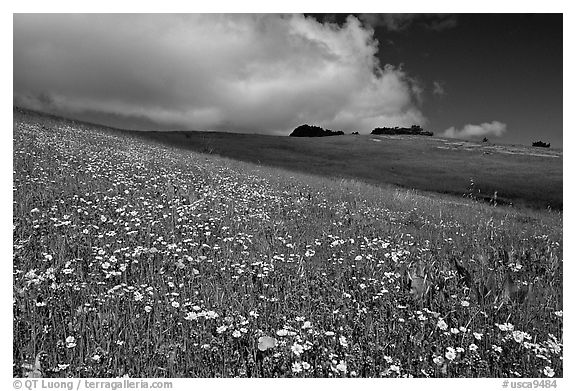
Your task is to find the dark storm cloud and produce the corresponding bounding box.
[13,14,426,134]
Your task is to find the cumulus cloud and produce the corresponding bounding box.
[442,121,507,139]
[13,14,426,134]
[359,14,458,31]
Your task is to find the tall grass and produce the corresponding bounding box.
[13,111,562,378]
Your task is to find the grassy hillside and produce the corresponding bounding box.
[13,109,562,378]
[122,127,562,210]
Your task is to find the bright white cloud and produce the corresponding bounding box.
[14,14,425,134]
[442,121,507,139]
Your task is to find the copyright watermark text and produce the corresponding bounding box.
[13,379,173,391]
[502,379,558,388]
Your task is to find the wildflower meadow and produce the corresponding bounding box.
[13,110,562,378]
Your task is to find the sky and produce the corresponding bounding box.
[360,14,563,148]
[13,13,563,147]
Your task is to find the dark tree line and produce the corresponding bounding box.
[371,125,433,136]
[289,124,434,137]
[532,141,550,148]
[289,124,344,137]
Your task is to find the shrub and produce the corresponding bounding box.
[289,124,344,137]
[371,125,433,136]
[532,141,550,148]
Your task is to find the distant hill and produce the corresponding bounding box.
[123,130,562,210]
[290,124,344,137]
[13,108,563,210]
[371,125,433,136]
